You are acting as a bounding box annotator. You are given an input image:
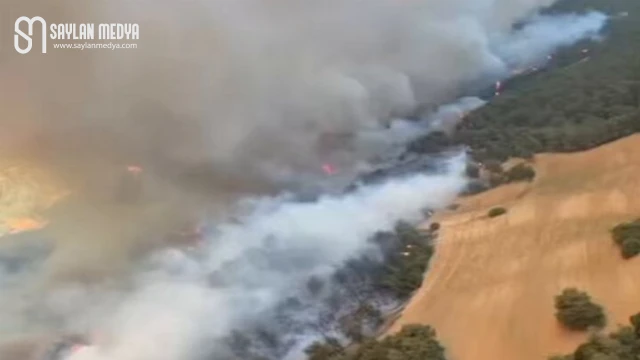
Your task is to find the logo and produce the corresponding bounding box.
[14,16,47,54]
[13,17,140,54]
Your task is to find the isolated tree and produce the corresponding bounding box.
[621,238,640,259]
[611,220,640,259]
[505,163,536,182]
[554,288,606,331]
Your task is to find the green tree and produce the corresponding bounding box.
[505,163,536,182]
[554,288,606,331]
[611,220,640,259]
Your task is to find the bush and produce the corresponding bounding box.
[554,288,606,331]
[305,338,345,360]
[349,325,447,360]
[611,219,640,245]
[307,324,448,360]
[611,220,640,259]
[549,311,640,360]
[505,163,536,182]
[429,222,441,232]
[621,237,640,259]
[488,207,507,218]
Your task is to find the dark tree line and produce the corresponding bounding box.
[408,0,640,167]
[306,324,447,360]
[212,222,439,360]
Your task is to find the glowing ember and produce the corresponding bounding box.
[127,165,143,175]
[6,217,47,234]
[494,81,502,96]
[322,163,337,175]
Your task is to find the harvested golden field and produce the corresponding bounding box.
[389,134,640,360]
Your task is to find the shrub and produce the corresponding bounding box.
[621,237,640,259]
[505,163,536,182]
[429,222,441,232]
[554,288,606,331]
[307,324,448,360]
[305,338,345,360]
[549,312,640,360]
[488,207,507,218]
[611,220,640,259]
[611,220,640,245]
[349,325,447,360]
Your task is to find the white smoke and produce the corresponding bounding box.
[0,0,613,358]
[0,0,609,186]
[425,97,488,133]
[349,96,486,168]
[494,11,608,68]
[61,155,467,360]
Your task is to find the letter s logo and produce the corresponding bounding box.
[14,16,47,54]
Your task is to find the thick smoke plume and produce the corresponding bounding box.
[0,0,607,194]
[0,0,610,358]
[64,156,467,360]
[494,11,608,68]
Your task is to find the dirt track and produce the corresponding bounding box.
[389,134,640,359]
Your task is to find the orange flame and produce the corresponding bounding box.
[322,163,337,175]
[6,217,47,234]
[127,165,143,175]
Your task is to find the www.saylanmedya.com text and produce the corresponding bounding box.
[14,18,140,54]
[52,42,138,50]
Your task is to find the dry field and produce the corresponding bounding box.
[389,134,640,359]
[0,158,66,237]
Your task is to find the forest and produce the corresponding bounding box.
[409,0,640,164]
[304,0,640,359]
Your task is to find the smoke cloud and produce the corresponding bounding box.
[0,0,607,192]
[0,0,611,358]
[494,11,608,68]
[27,156,466,360]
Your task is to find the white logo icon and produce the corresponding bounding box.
[14,16,47,54]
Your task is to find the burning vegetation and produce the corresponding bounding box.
[0,0,638,359]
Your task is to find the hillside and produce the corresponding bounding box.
[409,0,640,164]
[389,134,640,360]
